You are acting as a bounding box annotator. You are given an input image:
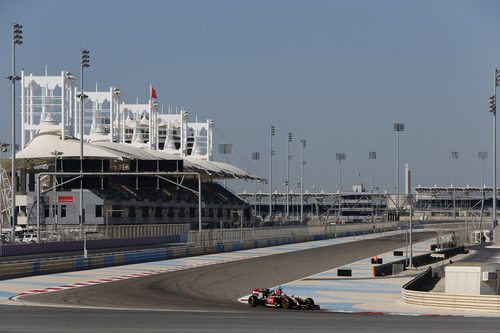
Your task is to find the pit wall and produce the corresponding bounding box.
[0,223,419,280]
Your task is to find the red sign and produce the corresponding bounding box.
[58,196,74,203]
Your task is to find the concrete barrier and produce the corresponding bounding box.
[0,235,182,257]
[402,267,500,312]
[373,246,467,277]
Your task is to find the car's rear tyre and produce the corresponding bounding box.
[248,295,258,307]
[282,298,290,310]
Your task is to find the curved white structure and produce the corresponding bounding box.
[17,68,253,181]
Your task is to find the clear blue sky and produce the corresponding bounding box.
[2,0,500,194]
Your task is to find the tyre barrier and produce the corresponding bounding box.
[337,268,352,277]
[371,257,383,264]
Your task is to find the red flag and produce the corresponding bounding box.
[151,87,157,99]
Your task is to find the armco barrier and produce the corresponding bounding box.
[401,266,500,312]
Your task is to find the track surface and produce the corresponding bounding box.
[8,232,500,332]
[21,233,432,311]
[1,305,500,333]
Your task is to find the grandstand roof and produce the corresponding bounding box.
[15,131,122,164]
[11,132,263,181]
[414,186,497,193]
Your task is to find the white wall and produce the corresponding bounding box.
[445,263,500,296]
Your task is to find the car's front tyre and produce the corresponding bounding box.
[248,295,258,307]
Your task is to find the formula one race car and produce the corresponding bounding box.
[247,288,320,310]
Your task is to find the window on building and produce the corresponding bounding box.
[155,206,162,218]
[61,205,67,218]
[111,206,122,218]
[44,205,49,218]
[95,205,103,218]
[142,207,149,218]
[128,206,136,218]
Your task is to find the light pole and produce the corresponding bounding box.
[393,123,405,220]
[490,69,500,241]
[369,151,376,190]
[479,151,488,242]
[451,151,459,219]
[50,150,63,230]
[269,125,275,222]
[479,152,488,187]
[252,151,260,225]
[7,23,22,243]
[336,152,345,223]
[408,194,414,268]
[286,132,292,222]
[369,151,376,223]
[335,153,345,191]
[78,49,89,239]
[300,139,306,224]
[218,143,232,188]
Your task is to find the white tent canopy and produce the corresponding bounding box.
[15,132,122,163]
[11,132,262,181]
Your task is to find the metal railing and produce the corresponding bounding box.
[15,223,190,243]
[188,221,401,247]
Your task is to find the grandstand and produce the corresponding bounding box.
[0,68,258,232]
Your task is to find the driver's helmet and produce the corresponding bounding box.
[275,289,282,295]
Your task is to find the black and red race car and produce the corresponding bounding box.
[247,288,319,310]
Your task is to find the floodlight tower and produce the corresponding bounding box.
[490,69,500,241]
[252,152,260,224]
[451,151,459,219]
[300,139,306,224]
[335,153,346,191]
[479,152,488,187]
[393,123,405,220]
[78,49,89,239]
[269,125,275,221]
[7,23,22,242]
[369,151,376,190]
[286,132,292,222]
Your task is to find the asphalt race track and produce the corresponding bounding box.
[4,232,500,332]
[20,233,432,311]
[1,305,500,333]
